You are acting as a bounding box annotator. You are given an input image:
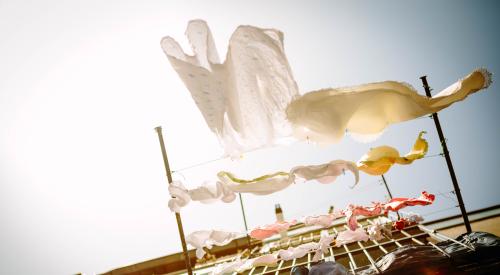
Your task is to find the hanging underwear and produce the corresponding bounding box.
[356,131,428,175]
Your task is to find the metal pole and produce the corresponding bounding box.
[238,193,251,246]
[238,194,249,232]
[419,76,472,233]
[155,126,193,275]
[381,175,400,219]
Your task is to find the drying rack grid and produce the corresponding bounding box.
[192,216,471,275]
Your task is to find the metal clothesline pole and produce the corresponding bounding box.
[238,193,251,246]
[155,126,193,275]
[420,76,472,233]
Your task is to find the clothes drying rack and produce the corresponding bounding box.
[155,76,473,275]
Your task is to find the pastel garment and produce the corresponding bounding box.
[286,68,492,144]
[167,181,236,213]
[357,131,428,175]
[217,171,292,195]
[162,20,299,157]
[302,212,344,228]
[186,230,240,259]
[291,160,359,186]
[217,160,358,196]
[367,217,393,241]
[277,233,334,262]
[211,254,279,275]
[344,203,384,230]
[335,228,370,247]
[250,220,297,240]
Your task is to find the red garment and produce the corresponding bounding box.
[344,191,434,230]
[383,191,435,212]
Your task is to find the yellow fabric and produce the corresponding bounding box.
[357,131,428,175]
[286,69,491,144]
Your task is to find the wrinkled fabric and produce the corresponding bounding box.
[357,131,428,175]
[344,203,384,230]
[161,20,299,157]
[309,261,348,275]
[186,230,240,259]
[167,181,236,213]
[276,233,333,262]
[314,233,336,261]
[287,68,492,144]
[217,171,292,195]
[211,254,279,275]
[250,220,297,240]
[292,160,359,186]
[335,228,369,246]
[344,191,434,230]
[217,160,358,195]
[303,212,344,228]
[167,181,192,213]
[384,191,435,212]
[367,217,393,241]
[278,242,319,261]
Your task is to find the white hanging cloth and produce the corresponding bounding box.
[186,230,240,259]
[287,68,492,143]
[161,20,299,157]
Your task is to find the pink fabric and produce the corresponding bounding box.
[383,191,435,212]
[335,228,369,247]
[344,203,383,230]
[303,212,344,228]
[344,191,434,230]
[249,220,297,240]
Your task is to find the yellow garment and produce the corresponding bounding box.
[357,131,428,175]
[286,69,491,144]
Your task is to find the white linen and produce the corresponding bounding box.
[161,20,299,157]
[186,230,240,259]
[167,181,236,213]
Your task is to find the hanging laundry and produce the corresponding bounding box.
[167,181,192,213]
[286,68,492,144]
[367,217,393,241]
[335,227,370,246]
[161,20,299,157]
[357,131,428,175]
[302,212,344,228]
[344,191,434,230]
[186,230,240,259]
[217,171,292,195]
[249,220,297,240]
[211,254,279,275]
[313,233,336,261]
[167,180,236,213]
[218,159,358,196]
[383,191,435,212]
[278,242,319,261]
[344,203,384,230]
[292,160,359,186]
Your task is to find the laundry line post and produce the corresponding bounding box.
[381,174,400,219]
[419,76,472,233]
[238,193,251,246]
[155,126,193,275]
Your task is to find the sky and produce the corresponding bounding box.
[0,0,499,274]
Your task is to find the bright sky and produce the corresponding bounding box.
[1,1,499,274]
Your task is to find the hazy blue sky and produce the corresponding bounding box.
[1,1,499,274]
